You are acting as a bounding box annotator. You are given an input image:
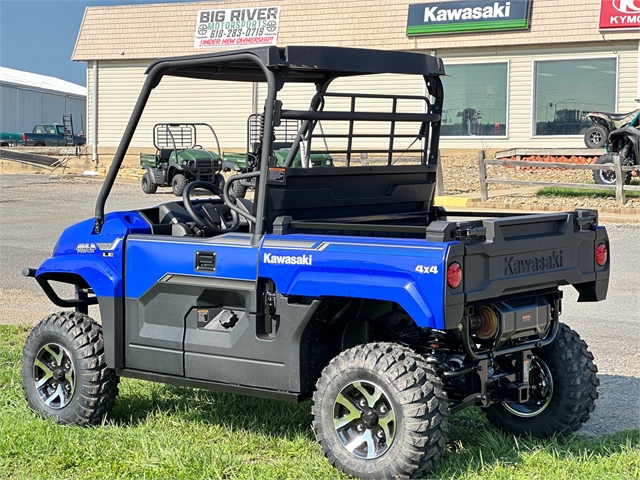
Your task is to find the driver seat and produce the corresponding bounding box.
[235,197,254,231]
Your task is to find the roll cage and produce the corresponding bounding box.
[93,46,445,238]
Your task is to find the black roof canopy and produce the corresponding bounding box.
[145,46,445,83]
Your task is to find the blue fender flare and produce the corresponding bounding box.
[282,271,441,329]
[36,254,122,298]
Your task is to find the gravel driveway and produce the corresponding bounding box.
[440,153,640,211]
[0,173,638,438]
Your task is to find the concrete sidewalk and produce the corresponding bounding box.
[435,187,539,207]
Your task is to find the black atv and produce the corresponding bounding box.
[140,123,225,196]
[593,125,640,185]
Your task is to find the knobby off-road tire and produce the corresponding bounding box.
[312,343,449,479]
[21,311,119,426]
[172,173,189,197]
[485,323,598,438]
[141,171,158,194]
[592,154,632,186]
[213,173,225,192]
[584,124,608,148]
[231,180,248,199]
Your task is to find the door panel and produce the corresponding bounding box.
[124,233,258,376]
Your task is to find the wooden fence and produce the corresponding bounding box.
[478,151,640,206]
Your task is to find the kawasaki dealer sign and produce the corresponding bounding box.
[407,0,532,35]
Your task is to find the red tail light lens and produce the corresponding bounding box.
[447,262,462,288]
[595,243,608,266]
[22,133,26,141]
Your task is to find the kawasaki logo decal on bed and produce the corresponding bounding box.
[263,253,313,265]
[504,250,563,276]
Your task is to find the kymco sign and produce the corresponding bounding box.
[599,0,640,29]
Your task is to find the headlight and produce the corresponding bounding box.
[325,159,332,166]
[182,160,188,166]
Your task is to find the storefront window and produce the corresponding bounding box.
[441,63,508,137]
[534,58,616,136]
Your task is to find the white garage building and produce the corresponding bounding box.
[0,67,87,135]
[71,0,640,166]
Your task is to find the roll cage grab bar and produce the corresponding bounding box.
[93,48,444,238]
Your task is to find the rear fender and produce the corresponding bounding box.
[275,271,441,329]
[221,161,241,171]
[585,113,613,129]
[144,166,166,185]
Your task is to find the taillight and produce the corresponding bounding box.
[447,262,462,288]
[22,133,26,141]
[595,243,608,266]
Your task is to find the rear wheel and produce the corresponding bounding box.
[21,311,119,426]
[312,343,449,479]
[172,173,188,196]
[485,324,598,438]
[592,154,632,185]
[584,125,608,148]
[141,171,158,194]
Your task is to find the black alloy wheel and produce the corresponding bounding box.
[584,125,608,148]
[592,153,633,185]
[485,323,598,438]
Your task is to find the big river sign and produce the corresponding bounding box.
[194,6,281,48]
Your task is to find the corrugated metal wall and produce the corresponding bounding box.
[0,84,86,134]
[89,41,638,152]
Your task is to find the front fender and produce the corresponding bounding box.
[610,126,640,162]
[36,254,122,297]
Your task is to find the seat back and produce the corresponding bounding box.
[264,164,436,233]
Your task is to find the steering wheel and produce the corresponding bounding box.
[183,181,239,234]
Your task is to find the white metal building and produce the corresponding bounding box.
[0,67,87,134]
[71,0,640,164]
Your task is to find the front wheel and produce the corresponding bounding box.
[592,154,632,185]
[485,324,598,438]
[213,173,225,191]
[21,311,119,426]
[231,181,248,199]
[171,173,188,196]
[312,343,449,479]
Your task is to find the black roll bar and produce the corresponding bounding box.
[93,52,277,234]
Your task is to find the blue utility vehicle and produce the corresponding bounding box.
[21,46,609,479]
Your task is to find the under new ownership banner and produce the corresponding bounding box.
[194,6,281,48]
[599,0,640,29]
[407,0,532,35]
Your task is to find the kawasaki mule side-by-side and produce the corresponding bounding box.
[139,123,225,196]
[21,46,608,479]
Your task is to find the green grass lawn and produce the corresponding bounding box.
[1,324,639,479]
[536,185,640,199]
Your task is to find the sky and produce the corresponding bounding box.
[0,0,187,87]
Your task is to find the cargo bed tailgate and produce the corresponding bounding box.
[463,211,609,302]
